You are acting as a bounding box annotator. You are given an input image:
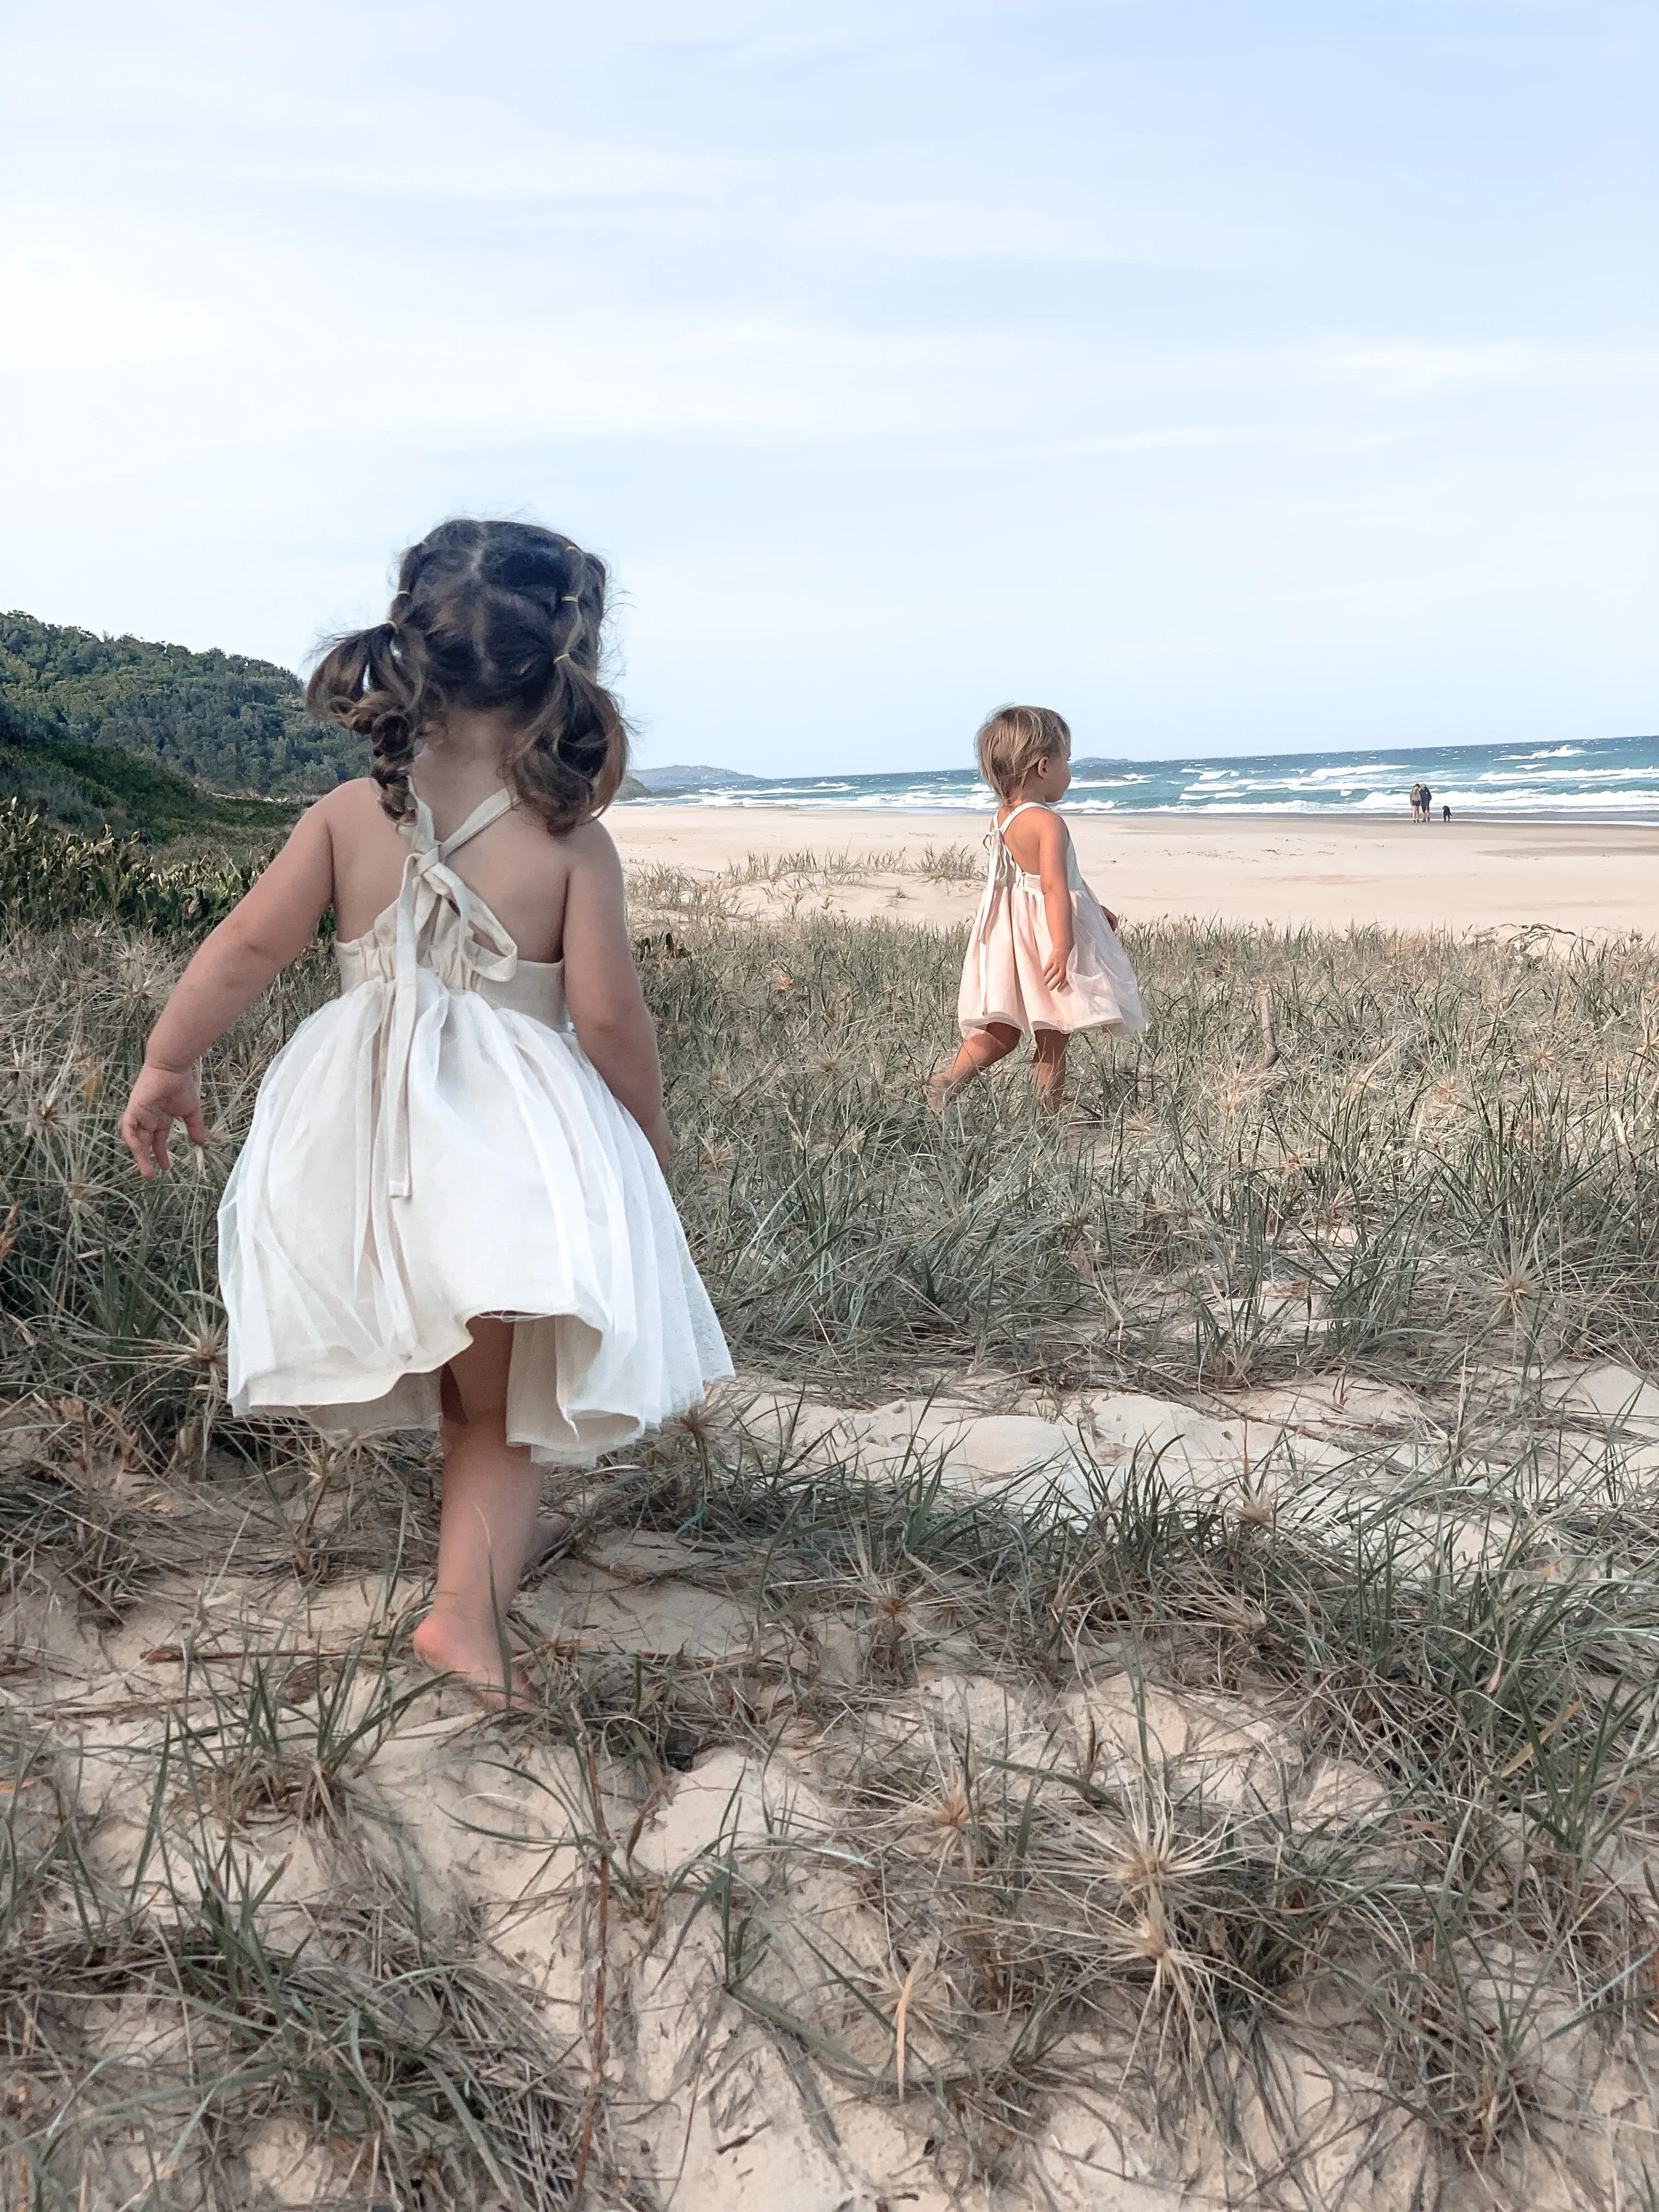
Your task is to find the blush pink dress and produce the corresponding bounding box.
[957,802,1147,1039]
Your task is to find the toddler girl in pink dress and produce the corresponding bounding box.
[930,704,1146,1112]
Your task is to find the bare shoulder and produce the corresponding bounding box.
[287,777,383,848]
[1025,810,1072,873]
[310,777,387,830]
[1003,803,1070,871]
[562,816,623,879]
[306,777,406,861]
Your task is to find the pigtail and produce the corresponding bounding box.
[306,626,424,822]
[501,546,629,833]
[306,521,628,836]
[306,552,435,822]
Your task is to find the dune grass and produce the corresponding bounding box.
[638,1408,1659,2172]
[7,885,1659,1429]
[3,863,1659,2205]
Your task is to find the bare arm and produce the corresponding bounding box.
[120,804,336,1179]
[1035,812,1077,992]
[560,827,673,1169]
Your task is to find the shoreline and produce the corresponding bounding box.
[611,805,1659,933]
[620,801,1659,830]
[616,803,1659,836]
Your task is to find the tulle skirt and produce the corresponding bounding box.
[218,972,732,1466]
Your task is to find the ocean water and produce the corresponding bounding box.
[630,731,1659,818]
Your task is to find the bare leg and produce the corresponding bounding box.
[927,1024,1021,1111]
[411,1317,545,1706]
[1032,1029,1070,1113]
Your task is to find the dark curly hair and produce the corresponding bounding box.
[306,519,629,834]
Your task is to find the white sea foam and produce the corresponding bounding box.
[629,732,1659,817]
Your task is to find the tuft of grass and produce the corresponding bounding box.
[580,1407,1659,2191]
[0,1795,575,2208]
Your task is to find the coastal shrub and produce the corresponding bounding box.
[0,800,277,932]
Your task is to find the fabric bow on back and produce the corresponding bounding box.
[383,789,520,1198]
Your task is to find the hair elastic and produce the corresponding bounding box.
[561,595,579,603]
[555,651,572,663]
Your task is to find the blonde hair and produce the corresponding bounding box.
[974,704,1072,803]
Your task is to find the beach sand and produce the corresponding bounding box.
[612,805,1659,933]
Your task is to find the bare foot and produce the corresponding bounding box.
[530,1510,572,1564]
[926,1070,968,1115]
[411,1611,535,1710]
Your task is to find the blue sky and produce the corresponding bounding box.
[2,1,1654,773]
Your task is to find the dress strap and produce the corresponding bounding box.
[437,787,516,859]
[996,800,1049,837]
[992,801,1052,894]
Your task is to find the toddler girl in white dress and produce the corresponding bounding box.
[120,519,731,1702]
[931,704,1146,1112]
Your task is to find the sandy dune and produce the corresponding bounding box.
[15,1363,1659,2209]
[611,805,1659,933]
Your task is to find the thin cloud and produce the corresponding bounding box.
[806,194,1293,272]
[1325,339,1659,397]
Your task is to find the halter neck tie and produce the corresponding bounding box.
[383,788,519,1199]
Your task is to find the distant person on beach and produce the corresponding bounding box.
[1419,783,1432,822]
[928,705,1146,1114]
[118,519,731,1705]
[1409,782,1424,821]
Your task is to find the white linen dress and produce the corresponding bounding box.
[957,801,1147,1039]
[218,789,732,1465]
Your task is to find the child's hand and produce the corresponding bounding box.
[121,1063,208,1180]
[1042,941,1074,993]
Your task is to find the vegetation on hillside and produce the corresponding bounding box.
[0,696,298,843]
[0,609,364,798]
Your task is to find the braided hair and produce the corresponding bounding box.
[306,519,629,833]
